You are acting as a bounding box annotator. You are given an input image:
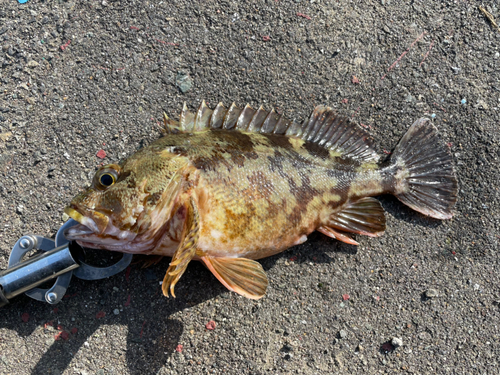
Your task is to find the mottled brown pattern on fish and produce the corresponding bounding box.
[150,129,357,258]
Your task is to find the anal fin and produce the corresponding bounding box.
[317,226,359,245]
[201,256,268,300]
[162,198,199,298]
[320,197,386,243]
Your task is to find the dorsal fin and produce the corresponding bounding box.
[167,102,380,162]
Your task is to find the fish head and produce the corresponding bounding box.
[64,148,188,252]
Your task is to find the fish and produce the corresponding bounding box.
[64,102,458,299]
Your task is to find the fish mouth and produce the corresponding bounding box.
[64,206,109,235]
[64,205,140,251]
[64,205,109,248]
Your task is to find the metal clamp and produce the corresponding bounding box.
[0,219,133,306]
[56,219,133,281]
[8,235,74,304]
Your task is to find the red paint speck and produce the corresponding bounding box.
[446,142,453,148]
[57,324,64,331]
[175,344,183,352]
[382,149,392,155]
[352,75,360,84]
[21,313,29,323]
[374,295,380,301]
[96,311,106,319]
[341,98,348,104]
[451,251,456,255]
[130,26,139,30]
[96,149,106,159]
[140,320,147,338]
[296,12,312,20]
[205,320,216,330]
[124,294,131,307]
[289,255,298,262]
[342,294,350,301]
[54,331,70,341]
[44,321,53,329]
[262,35,271,41]
[60,40,71,51]
[71,327,78,335]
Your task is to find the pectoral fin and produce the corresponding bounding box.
[201,256,268,300]
[162,198,200,298]
[319,197,386,244]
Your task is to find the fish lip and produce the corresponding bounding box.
[64,205,109,235]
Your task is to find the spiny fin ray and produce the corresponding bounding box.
[170,102,380,162]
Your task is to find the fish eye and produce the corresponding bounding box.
[99,173,115,187]
[94,165,121,190]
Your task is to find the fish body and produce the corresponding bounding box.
[65,102,457,299]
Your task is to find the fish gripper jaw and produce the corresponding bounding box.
[0,219,132,307]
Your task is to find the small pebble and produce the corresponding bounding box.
[113,286,119,292]
[391,337,403,348]
[339,330,347,339]
[113,309,120,315]
[176,72,193,93]
[425,288,439,298]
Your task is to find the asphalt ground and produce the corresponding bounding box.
[0,0,499,374]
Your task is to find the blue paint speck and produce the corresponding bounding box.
[431,113,436,119]
[18,0,29,3]
[461,98,467,105]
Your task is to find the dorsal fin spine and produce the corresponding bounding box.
[194,100,212,131]
[236,104,255,131]
[210,102,226,129]
[170,102,379,162]
[180,102,195,131]
[222,102,241,129]
[248,105,268,132]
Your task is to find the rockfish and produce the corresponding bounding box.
[65,102,457,299]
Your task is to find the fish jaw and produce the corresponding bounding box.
[64,206,141,252]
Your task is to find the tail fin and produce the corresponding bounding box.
[389,118,458,219]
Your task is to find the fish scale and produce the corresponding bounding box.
[64,103,457,300]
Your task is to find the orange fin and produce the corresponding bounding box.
[201,256,268,300]
[324,197,386,239]
[162,198,199,298]
[317,226,359,245]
